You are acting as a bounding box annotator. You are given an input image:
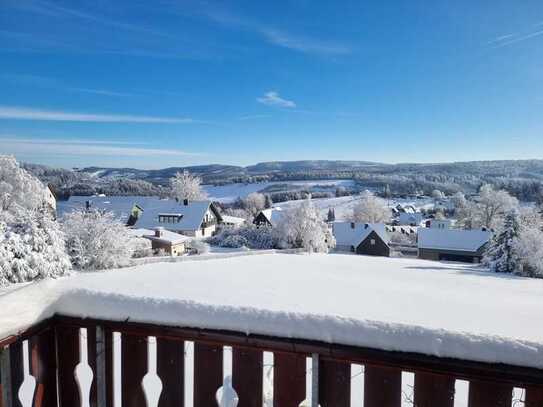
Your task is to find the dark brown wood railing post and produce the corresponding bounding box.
[468,380,513,407]
[273,353,306,407]
[318,358,350,407]
[89,326,113,407]
[121,333,148,407]
[30,329,58,407]
[363,365,401,407]
[194,342,222,407]
[156,338,184,407]
[1,342,24,407]
[413,371,455,407]
[525,386,543,406]
[232,348,263,407]
[56,326,81,407]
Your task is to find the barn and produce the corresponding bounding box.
[333,222,391,257]
[418,228,492,263]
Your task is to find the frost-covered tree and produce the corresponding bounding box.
[188,239,210,254]
[62,209,134,270]
[484,209,521,273]
[451,191,467,210]
[0,155,47,211]
[431,189,444,200]
[243,192,266,216]
[478,184,518,229]
[275,198,335,253]
[351,191,391,224]
[0,207,71,285]
[514,227,543,278]
[170,170,207,202]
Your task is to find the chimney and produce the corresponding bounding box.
[155,227,164,237]
[364,223,369,229]
[183,199,189,206]
[350,222,355,229]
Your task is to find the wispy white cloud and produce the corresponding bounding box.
[200,7,351,56]
[489,27,543,48]
[257,91,296,108]
[262,29,351,55]
[0,106,193,123]
[238,114,271,121]
[0,136,202,157]
[1,73,135,97]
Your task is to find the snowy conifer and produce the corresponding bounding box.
[484,209,521,273]
[327,207,335,222]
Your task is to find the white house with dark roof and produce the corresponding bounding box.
[253,207,284,227]
[418,228,492,263]
[133,199,222,237]
[333,222,391,257]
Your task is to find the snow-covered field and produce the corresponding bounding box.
[203,179,355,203]
[274,195,436,220]
[1,253,538,406]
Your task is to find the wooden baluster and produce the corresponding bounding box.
[88,327,114,407]
[273,353,306,407]
[56,326,81,407]
[30,330,57,407]
[413,371,455,407]
[121,333,148,407]
[468,380,513,407]
[363,365,401,407]
[232,348,262,407]
[318,359,350,407]
[524,386,543,407]
[156,338,184,407]
[1,342,24,407]
[194,342,223,407]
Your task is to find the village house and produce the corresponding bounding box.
[253,207,284,227]
[144,227,190,256]
[425,219,452,229]
[221,215,246,228]
[133,199,223,237]
[398,211,424,226]
[418,228,492,263]
[333,222,391,257]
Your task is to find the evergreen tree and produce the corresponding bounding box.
[264,194,273,209]
[327,207,335,222]
[484,209,521,273]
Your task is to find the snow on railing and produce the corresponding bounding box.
[0,316,542,407]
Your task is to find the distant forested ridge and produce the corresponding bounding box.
[22,159,543,202]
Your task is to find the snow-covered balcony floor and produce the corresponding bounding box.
[1,253,542,369]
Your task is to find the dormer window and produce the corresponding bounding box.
[158,214,183,224]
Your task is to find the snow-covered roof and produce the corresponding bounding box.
[418,228,492,252]
[259,207,284,226]
[1,253,542,369]
[133,200,216,231]
[222,215,246,225]
[333,222,390,247]
[144,229,191,245]
[58,195,147,222]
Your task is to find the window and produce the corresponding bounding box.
[158,214,182,223]
[370,239,376,245]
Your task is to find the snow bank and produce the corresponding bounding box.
[1,253,543,370]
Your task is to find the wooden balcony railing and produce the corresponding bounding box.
[1,315,542,407]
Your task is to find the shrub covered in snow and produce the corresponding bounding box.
[188,239,210,254]
[130,237,153,258]
[0,155,47,212]
[208,225,276,249]
[0,207,71,285]
[62,209,134,270]
[275,198,335,253]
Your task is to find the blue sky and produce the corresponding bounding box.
[1,0,543,169]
